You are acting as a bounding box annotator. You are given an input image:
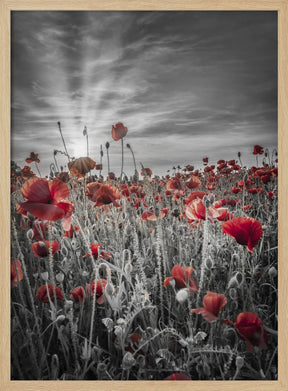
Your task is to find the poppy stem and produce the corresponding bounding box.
[35,162,42,177]
[53,152,60,172]
[57,121,70,162]
[100,145,103,177]
[120,137,124,179]
[106,145,110,174]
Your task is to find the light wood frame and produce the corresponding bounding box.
[1,1,287,390]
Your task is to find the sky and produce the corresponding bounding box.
[11,11,277,177]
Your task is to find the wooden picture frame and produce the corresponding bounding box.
[1,1,287,390]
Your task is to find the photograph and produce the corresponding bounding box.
[10,10,278,381]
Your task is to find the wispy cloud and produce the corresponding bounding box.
[11,11,277,176]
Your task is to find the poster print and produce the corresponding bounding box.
[10,11,277,381]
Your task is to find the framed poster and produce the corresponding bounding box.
[1,1,287,390]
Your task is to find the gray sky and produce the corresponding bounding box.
[11,11,277,177]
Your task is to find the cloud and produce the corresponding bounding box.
[11,11,277,176]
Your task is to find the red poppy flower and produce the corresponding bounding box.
[86,279,107,304]
[164,264,198,293]
[215,208,234,221]
[267,191,274,200]
[223,312,268,352]
[111,122,128,141]
[36,284,64,302]
[203,157,209,164]
[11,259,23,287]
[253,145,264,155]
[63,224,81,238]
[185,175,202,189]
[57,172,70,183]
[164,373,191,380]
[191,291,227,322]
[108,172,116,180]
[70,286,86,303]
[95,164,103,170]
[83,243,103,259]
[217,159,225,165]
[86,182,120,207]
[166,177,183,192]
[185,198,221,221]
[18,177,74,221]
[68,157,96,178]
[185,191,207,205]
[32,240,60,258]
[21,166,36,179]
[25,152,40,164]
[141,167,152,177]
[183,164,194,172]
[141,209,167,221]
[222,216,262,253]
[100,250,112,260]
[231,187,242,194]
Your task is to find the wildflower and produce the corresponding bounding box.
[36,284,64,302]
[203,157,209,164]
[11,259,23,287]
[68,157,96,178]
[70,286,86,303]
[57,172,70,183]
[222,216,262,253]
[164,264,198,293]
[141,167,152,177]
[25,152,40,163]
[223,312,268,352]
[253,145,264,155]
[111,122,128,141]
[191,291,227,322]
[17,177,74,221]
[32,240,60,258]
[185,175,202,189]
[86,182,120,207]
[86,279,107,304]
[185,198,222,221]
[141,209,167,221]
[164,373,191,380]
[83,243,103,259]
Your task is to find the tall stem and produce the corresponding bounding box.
[57,122,70,162]
[120,137,124,179]
[106,148,110,173]
[35,162,41,177]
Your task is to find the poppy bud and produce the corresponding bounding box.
[235,272,244,285]
[231,253,240,263]
[268,266,277,278]
[105,142,110,149]
[203,362,211,377]
[235,356,244,370]
[126,143,131,149]
[56,314,66,323]
[102,317,114,332]
[41,272,49,281]
[105,282,114,297]
[229,288,237,301]
[122,352,136,370]
[27,229,34,240]
[238,152,241,158]
[205,257,213,269]
[176,288,189,303]
[124,262,133,274]
[172,208,180,217]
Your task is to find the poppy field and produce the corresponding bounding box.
[10,123,278,381]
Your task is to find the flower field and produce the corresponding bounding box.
[10,124,278,380]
